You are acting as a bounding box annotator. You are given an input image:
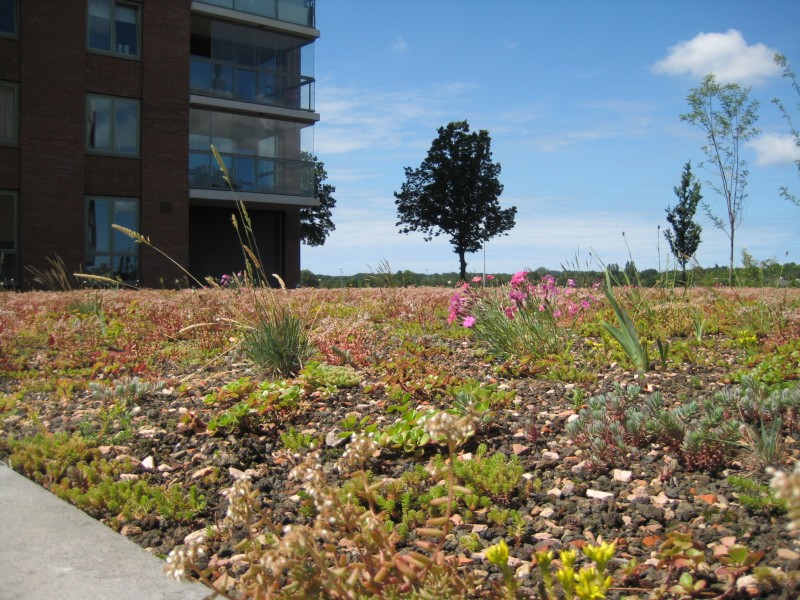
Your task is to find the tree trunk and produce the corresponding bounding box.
[458,250,467,281]
[728,234,735,286]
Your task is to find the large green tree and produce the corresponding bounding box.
[394,120,515,280]
[681,74,759,286]
[664,161,703,285]
[300,157,336,247]
[773,53,800,207]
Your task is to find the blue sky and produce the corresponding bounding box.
[303,1,800,277]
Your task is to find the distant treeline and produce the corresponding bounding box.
[301,261,800,289]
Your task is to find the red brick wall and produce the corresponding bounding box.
[139,1,190,286]
[86,53,142,97]
[84,155,142,197]
[18,1,87,281]
[9,1,306,289]
[13,0,192,287]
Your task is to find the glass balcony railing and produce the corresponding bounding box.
[195,0,315,28]
[189,150,315,198]
[190,57,314,112]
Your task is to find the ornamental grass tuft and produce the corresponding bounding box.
[243,304,314,378]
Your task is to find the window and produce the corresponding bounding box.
[88,0,139,57]
[188,108,314,196]
[0,191,16,285]
[0,83,17,144]
[0,0,17,36]
[190,15,315,110]
[87,95,139,155]
[86,197,139,282]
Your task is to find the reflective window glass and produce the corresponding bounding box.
[0,0,17,35]
[87,97,111,151]
[115,4,138,55]
[0,191,14,250]
[87,95,138,155]
[190,60,213,95]
[88,0,112,51]
[114,100,138,153]
[87,198,110,253]
[113,199,137,253]
[88,1,139,58]
[0,83,16,144]
[236,69,257,102]
[86,197,138,281]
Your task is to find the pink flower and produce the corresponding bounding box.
[463,316,476,328]
[487,275,495,280]
[510,271,528,286]
[471,276,482,283]
[509,290,527,304]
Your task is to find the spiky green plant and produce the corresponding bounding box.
[601,271,650,371]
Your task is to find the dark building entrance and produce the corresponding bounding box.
[189,205,283,285]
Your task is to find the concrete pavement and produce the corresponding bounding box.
[0,463,213,600]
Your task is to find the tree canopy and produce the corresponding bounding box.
[300,158,336,247]
[773,53,800,207]
[394,120,516,280]
[681,74,759,285]
[665,161,703,284]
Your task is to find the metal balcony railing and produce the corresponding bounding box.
[195,0,315,28]
[190,57,314,112]
[189,150,315,198]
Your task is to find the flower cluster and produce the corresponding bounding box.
[447,282,476,326]
[220,470,259,527]
[424,409,478,448]
[336,433,380,474]
[219,271,244,288]
[448,271,597,329]
[770,462,800,533]
[164,537,205,581]
[506,273,590,319]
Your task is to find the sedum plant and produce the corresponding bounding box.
[164,411,482,598]
[299,360,362,391]
[535,541,616,600]
[205,379,303,434]
[566,383,743,472]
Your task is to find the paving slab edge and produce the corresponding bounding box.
[0,462,214,600]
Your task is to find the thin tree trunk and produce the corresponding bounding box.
[728,234,735,286]
[458,251,467,282]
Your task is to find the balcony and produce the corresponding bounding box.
[190,57,314,112]
[194,0,315,28]
[189,150,314,198]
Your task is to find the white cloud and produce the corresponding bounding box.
[747,133,800,166]
[314,82,480,156]
[392,36,408,52]
[652,29,781,86]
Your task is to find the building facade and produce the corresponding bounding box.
[0,0,319,288]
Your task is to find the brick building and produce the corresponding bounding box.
[0,0,319,288]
